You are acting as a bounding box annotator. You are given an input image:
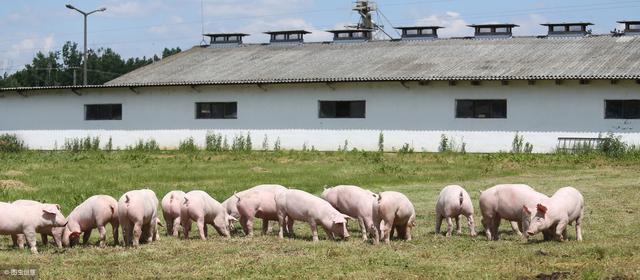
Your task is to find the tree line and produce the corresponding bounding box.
[0,42,181,88]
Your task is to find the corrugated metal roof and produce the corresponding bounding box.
[2,35,639,92]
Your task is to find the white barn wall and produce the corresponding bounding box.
[1,80,639,152]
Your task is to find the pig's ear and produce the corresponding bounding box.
[156,219,164,227]
[522,205,531,214]
[332,215,347,224]
[342,214,354,221]
[536,203,548,214]
[70,231,81,238]
[42,205,58,215]
[55,204,61,210]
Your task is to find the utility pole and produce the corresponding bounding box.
[65,4,106,86]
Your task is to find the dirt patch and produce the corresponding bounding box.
[2,170,25,177]
[0,180,33,191]
[250,166,270,173]
[535,272,571,280]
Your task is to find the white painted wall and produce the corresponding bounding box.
[1,80,639,152]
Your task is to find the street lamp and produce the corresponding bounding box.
[66,4,107,86]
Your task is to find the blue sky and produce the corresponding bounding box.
[1,0,638,73]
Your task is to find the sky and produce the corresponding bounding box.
[1,0,638,74]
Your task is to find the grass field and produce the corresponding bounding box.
[0,150,639,279]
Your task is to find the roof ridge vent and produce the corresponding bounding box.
[617,20,640,36]
[541,22,593,37]
[394,26,442,40]
[265,30,310,44]
[204,33,249,48]
[469,24,518,39]
[327,29,372,43]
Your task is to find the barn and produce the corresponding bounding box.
[1,22,640,152]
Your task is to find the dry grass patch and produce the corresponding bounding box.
[2,170,25,177]
[0,179,32,191]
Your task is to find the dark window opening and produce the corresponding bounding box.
[456,100,507,119]
[85,104,122,120]
[196,102,237,119]
[319,101,365,118]
[605,100,640,119]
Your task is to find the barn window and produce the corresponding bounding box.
[196,102,237,119]
[85,104,122,120]
[455,100,507,119]
[319,101,366,118]
[605,100,640,119]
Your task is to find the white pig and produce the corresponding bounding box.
[0,203,67,253]
[526,187,584,241]
[235,184,287,237]
[180,190,235,240]
[222,184,285,231]
[62,195,119,247]
[377,191,416,244]
[161,191,186,237]
[275,189,351,242]
[12,200,65,249]
[435,185,476,237]
[479,184,550,241]
[321,185,380,244]
[118,189,160,247]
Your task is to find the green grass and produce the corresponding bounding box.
[0,151,639,279]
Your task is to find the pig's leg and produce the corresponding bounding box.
[53,233,62,248]
[381,220,392,244]
[196,218,207,240]
[41,234,48,247]
[510,221,522,236]
[445,217,453,237]
[83,230,92,245]
[435,213,443,235]
[111,220,120,246]
[491,216,501,241]
[240,216,250,236]
[172,217,181,237]
[163,214,172,237]
[97,226,107,247]
[11,234,21,249]
[25,230,38,254]
[455,216,462,235]
[555,220,567,242]
[309,220,319,242]
[261,219,269,235]
[246,217,255,237]
[481,216,492,240]
[132,222,142,247]
[404,224,412,241]
[467,214,477,237]
[364,218,379,245]
[286,216,295,237]
[576,212,583,241]
[358,218,367,241]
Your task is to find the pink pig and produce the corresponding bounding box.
[180,190,235,240]
[118,189,160,247]
[222,184,285,232]
[161,191,186,237]
[0,202,67,254]
[377,191,416,244]
[235,184,287,237]
[62,195,119,247]
[275,189,351,242]
[526,187,584,241]
[11,200,65,249]
[435,185,476,237]
[321,185,380,244]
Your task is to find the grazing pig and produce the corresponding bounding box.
[161,191,186,237]
[377,191,416,244]
[320,185,380,244]
[180,190,235,240]
[435,185,476,237]
[118,189,160,247]
[235,184,287,237]
[526,187,584,241]
[275,189,351,242]
[222,184,285,231]
[12,200,65,249]
[0,203,67,253]
[479,184,549,241]
[62,195,119,247]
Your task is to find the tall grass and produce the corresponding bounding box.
[0,134,26,152]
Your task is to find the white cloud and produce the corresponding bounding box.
[203,0,313,17]
[102,0,168,18]
[206,17,332,43]
[415,11,470,37]
[512,14,548,36]
[148,16,189,36]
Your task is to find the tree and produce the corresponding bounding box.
[162,47,181,59]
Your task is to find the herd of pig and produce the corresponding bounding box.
[0,183,584,254]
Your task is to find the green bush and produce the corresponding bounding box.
[0,134,26,152]
[63,136,100,152]
[178,137,198,152]
[127,139,160,152]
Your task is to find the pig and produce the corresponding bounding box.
[12,200,65,249]
[275,189,351,242]
[161,191,186,237]
[377,191,416,244]
[222,184,285,232]
[235,184,287,237]
[479,184,549,241]
[180,190,235,240]
[62,195,119,247]
[435,185,476,237]
[526,187,584,241]
[118,189,160,247]
[0,202,67,253]
[320,185,380,244]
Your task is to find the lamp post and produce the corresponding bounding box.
[65,4,106,86]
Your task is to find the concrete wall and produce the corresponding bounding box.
[1,80,639,152]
